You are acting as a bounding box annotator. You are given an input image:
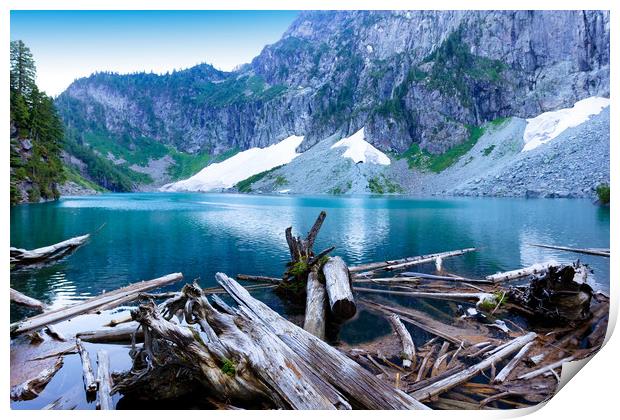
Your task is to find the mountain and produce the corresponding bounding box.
[54,10,610,194]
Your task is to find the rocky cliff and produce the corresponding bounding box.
[55,10,610,175]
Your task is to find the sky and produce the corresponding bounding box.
[10,10,299,96]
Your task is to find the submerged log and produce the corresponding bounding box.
[387,314,416,368]
[10,357,64,401]
[410,332,537,401]
[236,274,282,284]
[10,272,183,336]
[78,326,143,344]
[529,243,610,257]
[322,256,356,320]
[11,234,90,268]
[486,261,559,283]
[216,273,428,409]
[10,288,46,311]
[349,248,476,274]
[76,338,97,395]
[96,350,114,410]
[303,267,327,339]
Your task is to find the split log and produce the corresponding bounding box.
[322,256,356,320]
[486,261,559,283]
[10,272,183,336]
[10,288,46,311]
[529,243,610,257]
[11,234,90,268]
[78,325,143,343]
[349,248,476,274]
[387,314,416,368]
[216,273,429,410]
[96,350,114,410]
[410,332,537,401]
[303,267,327,339]
[76,338,97,395]
[493,342,534,384]
[10,357,64,401]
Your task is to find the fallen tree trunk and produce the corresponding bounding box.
[10,288,46,312]
[349,248,476,274]
[529,243,610,257]
[236,274,282,284]
[486,261,559,283]
[115,286,348,409]
[387,314,416,368]
[216,273,429,410]
[11,234,90,268]
[322,256,356,320]
[96,350,114,410]
[76,338,97,395]
[354,287,493,306]
[10,357,64,401]
[303,267,327,339]
[493,342,534,384]
[78,325,143,344]
[11,272,183,336]
[410,332,537,401]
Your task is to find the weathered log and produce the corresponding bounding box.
[10,272,183,336]
[354,286,493,306]
[10,288,46,311]
[517,357,574,380]
[10,357,64,401]
[96,350,114,410]
[303,267,327,339]
[118,290,347,409]
[493,342,534,384]
[387,314,416,368]
[529,243,610,257]
[45,324,66,341]
[236,274,282,284]
[216,273,428,409]
[11,234,90,268]
[398,272,493,284]
[322,256,356,320]
[410,332,537,401]
[78,325,143,343]
[486,261,559,283]
[349,248,476,274]
[76,338,97,395]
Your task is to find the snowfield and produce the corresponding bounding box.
[331,128,391,165]
[160,135,303,192]
[522,96,609,151]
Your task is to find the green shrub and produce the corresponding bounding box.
[596,184,610,205]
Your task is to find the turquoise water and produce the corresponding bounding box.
[10,193,610,409]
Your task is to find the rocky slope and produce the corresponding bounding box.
[55,10,609,171]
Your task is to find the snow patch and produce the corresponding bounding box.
[161,135,303,192]
[331,128,390,165]
[522,96,609,152]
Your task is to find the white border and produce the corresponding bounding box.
[2,1,616,419]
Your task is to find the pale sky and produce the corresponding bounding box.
[10,10,299,96]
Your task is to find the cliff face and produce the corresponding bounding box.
[55,10,609,157]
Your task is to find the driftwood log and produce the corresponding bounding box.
[10,357,64,401]
[303,267,327,339]
[486,261,559,283]
[387,314,416,368]
[96,350,114,410]
[529,243,610,257]
[11,234,90,268]
[11,272,183,336]
[322,256,356,320]
[349,248,476,275]
[76,339,98,396]
[10,288,46,311]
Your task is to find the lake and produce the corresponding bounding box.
[10,192,610,409]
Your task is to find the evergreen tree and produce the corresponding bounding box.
[10,40,37,99]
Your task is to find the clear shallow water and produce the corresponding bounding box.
[10,193,610,409]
